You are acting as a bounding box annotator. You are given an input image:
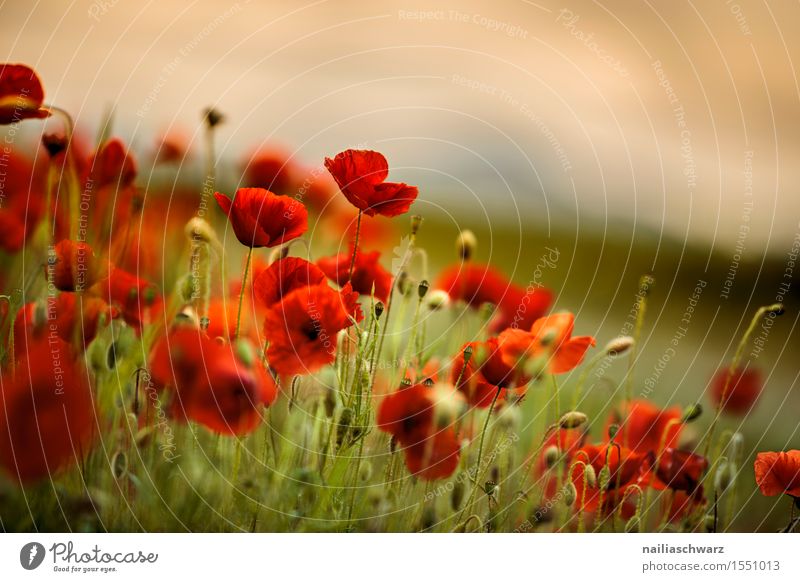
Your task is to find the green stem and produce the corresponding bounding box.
[348,210,363,280]
[234,246,253,340]
[459,387,501,523]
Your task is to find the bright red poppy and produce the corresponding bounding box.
[252,256,326,311]
[450,338,526,408]
[754,450,800,497]
[46,239,105,292]
[609,399,683,455]
[498,312,595,375]
[0,337,95,482]
[404,430,461,480]
[317,245,392,302]
[0,64,50,124]
[711,367,762,415]
[149,326,277,435]
[215,188,308,248]
[264,282,362,376]
[324,149,418,217]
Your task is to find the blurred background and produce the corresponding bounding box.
[2,0,799,530]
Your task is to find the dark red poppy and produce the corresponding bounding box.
[754,450,800,497]
[653,448,708,493]
[571,443,651,513]
[0,152,45,253]
[94,267,162,331]
[0,64,50,124]
[150,327,277,435]
[45,239,105,292]
[0,337,95,483]
[324,149,418,217]
[377,383,465,480]
[215,188,308,248]
[609,399,683,455]
[317,245,392,302]
[434,263,510,310]
[86,138,138,189]
[711,367,762,415]
[450,338,525,408]
[498,312,595,375]
[264,282,362,376]
[252,256,326,310]
[242,147,296,194]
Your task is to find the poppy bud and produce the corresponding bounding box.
[558,411,587,429]
[462,344,474,365]
[544,445,560,468]
[456,229,477,261]
[729,432,744,460]
[203,107,224,128]
[563,482,576,506]
[336,407,353,449]
[715,461,734,493]
[426,289,450,311]
[584,464,598,489]
[374,301,385,319]
[451,480,465,510]
[599,465,611,490]
[605,336,634,356]
[626,516,641,533]
[396,271,411,296]
[41,133,67,157]
[185,216,222,253]
[235,339,256,368]
[608,423,619,440]
[681,403,703,423]
[417,280,429,299]
[410,215,423,236]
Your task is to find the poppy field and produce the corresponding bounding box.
[1,62,799,535]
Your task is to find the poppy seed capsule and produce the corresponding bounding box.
[418,280,429,299]
[605,336,634,356]
[203,107,224,128]
[373,301,385,319]
[583,464,598,488]
[456,229,477,261]
[41,133,67,157]
[425,289,450,311]
[544,445,560,468]
[563,482,576,506]
[558,411,587,429]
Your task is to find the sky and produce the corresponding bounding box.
[2,0,799,255]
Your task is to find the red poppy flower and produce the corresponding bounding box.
[571,443,651,513]
[0,337,95,483]
[45,239,106,292]
[609,399,683,455]
[324,149,418,217]
[215,188,308,248]
[264,282,362,376]
[489,282,553,333]
[711,367,762,415]
[94,267,162,331]
[754,450,800,497]
[149,326,277,435]
[434,263,510,310]
[242,147,297,194]
[653,448,708,493]
[86,138,138,189]
[0,152,45,253]
[450,338,525,408]
[0,64,50,124]
[252,257,326,311]
[153,130,190,165]
[377,383,465,480]
[317,245,392,302]
[498,312,595,375]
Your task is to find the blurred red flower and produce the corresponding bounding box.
[652,448,707,493]
[435,263,509,310]
[324,149,417,217]
[317,245,392,302]
[450,338,525,408]
[0,152,45,253]
[0,337,95,483]
[46,239,106,292]
[489,281,553,333]
[571,443,651,513]
[609,399,683,455]
[754,450,800,497]
[264,282,362,376]
[252,256,326,311]
[711,367,762,415]
[242,147,297,195]
[215,188,308,248]
[498,312,595,375]
[94,267,162,331]
[86,138,138,189]
[0,63,50,124]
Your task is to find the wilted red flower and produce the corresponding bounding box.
[45,239,105,292]
[214,188,308,248]
[242,147,296,194]
[324,149,418,217]
[252,256,326,310]
[377,383,465,480]
[754,450,800,497]
[571,443,651,513]
[317,245,392,302]
[150,326,277,435]
[0,63,50,124]
[264,282,362,376]
[653,448,708,493]
[0,337,95,483]
[498,312,595,375]
[450,338,526,407]
[609,399,683,455]
[711,367,762,415]
[94,267,161,331]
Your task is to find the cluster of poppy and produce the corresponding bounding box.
[0,63,796,533]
